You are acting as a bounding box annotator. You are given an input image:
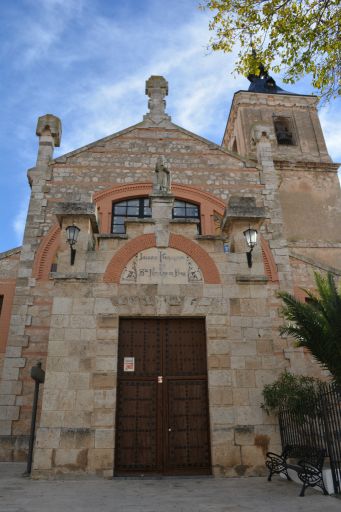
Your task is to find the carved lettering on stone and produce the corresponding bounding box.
[120,248,203,284]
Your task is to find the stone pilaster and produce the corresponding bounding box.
[251,124,292,290]
[0,115,61,447]
[35,114,61,167]
[150,194,174,248]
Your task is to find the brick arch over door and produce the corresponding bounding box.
[93,182,226,235]
[103,233,221,284]
[33,226,278,283]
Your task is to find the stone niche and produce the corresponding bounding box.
[120,247,203,284]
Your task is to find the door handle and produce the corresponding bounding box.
[168,428,172,432]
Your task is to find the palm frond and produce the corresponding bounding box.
[278,273,341,385]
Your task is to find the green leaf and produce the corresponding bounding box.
[203,0,341,100]
[278,272,341,385]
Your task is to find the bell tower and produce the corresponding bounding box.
[223,66,331,164]
[223,66,341,272]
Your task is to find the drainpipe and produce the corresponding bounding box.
[23,362,45,476]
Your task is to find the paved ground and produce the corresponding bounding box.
[0,463,340,512]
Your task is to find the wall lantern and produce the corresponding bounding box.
[243,227,258,268]
[65,224,80,265]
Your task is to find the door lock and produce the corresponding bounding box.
[168,428,172,432]
[158,376,163,383]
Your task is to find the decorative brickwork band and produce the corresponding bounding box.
[103,233,221,284]
[32,214,275,285]
[260,236,279,282]
[94,182,225,235]
[32,224,61,280]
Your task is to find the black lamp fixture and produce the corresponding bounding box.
[65,224,80,265]
[243,226,258,268]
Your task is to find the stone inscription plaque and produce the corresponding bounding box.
[121,247,203,284]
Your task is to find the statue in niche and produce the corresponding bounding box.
[153,156,171,194]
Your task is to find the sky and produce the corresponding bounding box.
[0,0,340,253]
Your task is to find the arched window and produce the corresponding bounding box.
[111,198,201,234]
[274,116,295,145]
[172,200,200,233]
[172,200,199,219]
[112,198,152,234]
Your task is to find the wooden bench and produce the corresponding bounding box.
[266,444,328,497]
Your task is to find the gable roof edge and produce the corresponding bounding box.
[51,120,255,168]
[167,122,253,167]
[0,246,22,260]
[52,122,146,163]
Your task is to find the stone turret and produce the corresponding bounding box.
[36,114,62,167]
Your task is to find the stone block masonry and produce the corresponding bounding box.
[0,74,340,477]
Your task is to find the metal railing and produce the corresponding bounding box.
[279,382,341,494]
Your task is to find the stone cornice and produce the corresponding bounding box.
[54,202,99,233]
[288,241,341,249]
[274,160,340,172]
[236,274,268,283]
[50,272,89,280]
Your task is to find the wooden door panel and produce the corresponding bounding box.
[166,380,211,472]
[164,318,207,377]
[118,318,161,378]
[115,380,159,472]
[115,318,211,475]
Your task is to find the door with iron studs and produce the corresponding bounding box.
[115,318,211,475]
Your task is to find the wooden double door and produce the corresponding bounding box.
[115,318,211,475]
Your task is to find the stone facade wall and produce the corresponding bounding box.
[0,77,340,476]
[278,165,341,268]
[32,224,287,477]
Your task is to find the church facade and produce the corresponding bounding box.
[0,74,340,477]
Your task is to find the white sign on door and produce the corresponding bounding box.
[124,357,135,372]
